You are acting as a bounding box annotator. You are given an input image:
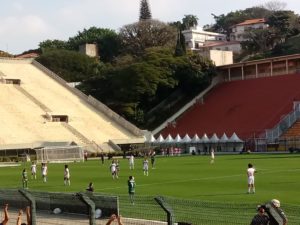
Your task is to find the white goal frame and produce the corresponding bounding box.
[35,146,84,163]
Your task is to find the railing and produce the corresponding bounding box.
[152,74,224,135]
[265,102,300,141]
[32,60,143,137]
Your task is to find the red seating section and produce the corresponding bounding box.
[161,74,300,139]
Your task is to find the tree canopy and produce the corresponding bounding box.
[37,49,103,82]
[119,20,177,56]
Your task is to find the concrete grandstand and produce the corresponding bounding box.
[0,58,145,152]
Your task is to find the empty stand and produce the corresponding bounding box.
[161,74,300,139]
[281,119,300,138]
[0,59,144,151]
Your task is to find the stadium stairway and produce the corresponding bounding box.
[159,74,300,140]
[281,119,300,138]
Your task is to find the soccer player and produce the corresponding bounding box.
[210,148,215,164]
[31,162,37,179]
[22,169,28,189]
[247,163,256,194]
[116,160,120,178]
[143,157,149,176]
[64,164,70,186]
[150,151,156,169]
[129,154,134,170]
[41,163,48,183]
[0,204,9,225]
[110,160,117,179]
[128,176,136,205]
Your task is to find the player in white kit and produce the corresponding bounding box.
[143,157,149,176]
[41,163,48,183]
[31,162,37,179]
[247,163,256,194]
[64,164,70,186]
[129,154,134,170]
[110,160,118,179]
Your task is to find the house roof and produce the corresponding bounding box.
[203,41,240,47]
[236,18,266,26]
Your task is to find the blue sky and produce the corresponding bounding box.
[0,0,299,54]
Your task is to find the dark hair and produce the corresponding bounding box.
[65,164,68,169]
[129,176,133,180]
[248,163,253,168]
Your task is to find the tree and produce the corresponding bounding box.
[139,0,152,21]
[37,49,103,82]
[119,20,177,55]
[39,39,69,52]
[264,0,287,11]
[67,27,121,62]
[182,15,199,30]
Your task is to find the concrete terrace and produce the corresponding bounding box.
[0,58,144,151]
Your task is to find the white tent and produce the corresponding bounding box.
[182,134,191,143]
[219,133,229,143]
[164,134,174,143]
[201,133,209,143]
[156,134,165,143]
[229,132,243,142]
[191,134,201,143]
[149,134,156,143]
[174,134,182,143]
[210,133,219,143]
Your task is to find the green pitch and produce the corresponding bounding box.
[0,154,299,205]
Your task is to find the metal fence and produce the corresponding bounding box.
[0,189,299,225]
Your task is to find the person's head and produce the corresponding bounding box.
[23,168,26,172]
[271,199,280,208]
[248,163,253,168]
[65,164,68,169]
[129,175,133,180]
[258,206,265,214]
[89,182,93,187]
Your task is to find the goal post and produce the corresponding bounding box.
[35,146,84,163]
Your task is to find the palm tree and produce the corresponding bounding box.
[182,14,199,30]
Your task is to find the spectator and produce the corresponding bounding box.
[0,204,9,225]
[267,199,288,225]
[86,182,94,192]
[250,206,269,225]
[106,214,124,225]
[16,206,31,225]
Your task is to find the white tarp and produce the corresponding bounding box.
[219,133,229,143]
[164,134,174,143]
[182,134,191,143]
[210,133,219,143]
[201,133,209,143]
[156,134,165,143]
[191,134,201,143]
[229,132,243,142]
[174,134,182,143]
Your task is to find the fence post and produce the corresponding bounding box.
[154,196,175,225]
[18,189,36,225]
[77,192,96,225]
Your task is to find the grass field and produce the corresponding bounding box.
[0,153,299,206]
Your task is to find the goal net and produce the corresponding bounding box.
[35,146,84,163]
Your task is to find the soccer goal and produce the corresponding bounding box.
[35,146,84,163]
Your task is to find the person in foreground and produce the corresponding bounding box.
[17,206,31,225]
[0,204,9,225]
[250,206,269,225]
[106,214,123,225]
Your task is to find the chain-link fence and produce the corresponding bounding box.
[0,189,299,225]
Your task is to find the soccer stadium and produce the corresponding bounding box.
[1,1,300,225]
[0,54,300,224]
